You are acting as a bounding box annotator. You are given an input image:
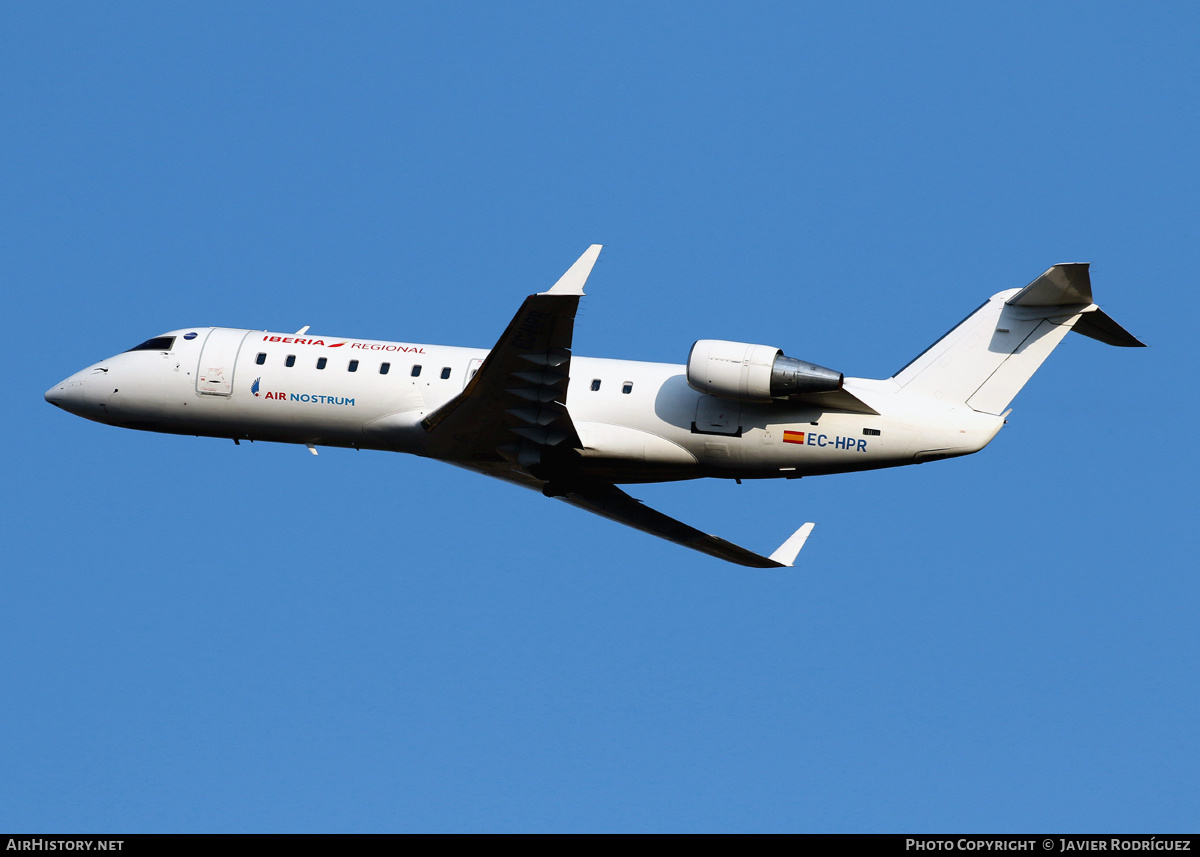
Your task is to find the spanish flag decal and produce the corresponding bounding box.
[783,430,805,444]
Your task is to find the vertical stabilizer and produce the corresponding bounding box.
[892,264,1143,416]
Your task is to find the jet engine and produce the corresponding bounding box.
[686,339,843,403]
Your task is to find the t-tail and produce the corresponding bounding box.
[891,263,1144,415]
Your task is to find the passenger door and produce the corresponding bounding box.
[196,328,250,396]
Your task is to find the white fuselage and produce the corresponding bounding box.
[43,252,1139,568]
[47,326,1005,484]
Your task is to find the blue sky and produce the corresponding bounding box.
[2,2,1197,832]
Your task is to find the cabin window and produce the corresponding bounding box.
[126,337,175,353]
[348,360,359,373]
[255,352,266,365]
[380,362,390,375]
[411,365,422,377]
[590,379,601,391]
[316,357,327,370]
[622,382,633,394]
[285,355,296,368]
[440,367,451,380]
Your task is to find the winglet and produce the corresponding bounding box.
[541,244,602,296]
[768,522,815,567]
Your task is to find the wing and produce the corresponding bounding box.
[556,480,814,568]
[422,245,816,568]
[421,244,601,471]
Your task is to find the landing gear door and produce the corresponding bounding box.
[196,328,250,396]
[693,395,742,436]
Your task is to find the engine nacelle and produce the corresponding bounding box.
[686,340,843,403]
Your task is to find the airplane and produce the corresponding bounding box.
[45,245,1144,568]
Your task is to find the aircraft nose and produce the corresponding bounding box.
[45,379,77,408]
[45,371,94,415]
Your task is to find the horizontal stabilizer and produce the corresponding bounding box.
[1071,307,1146,347]
[1007,263,1092,307]
[1006,263,1143,345]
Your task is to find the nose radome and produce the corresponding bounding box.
[45,372,92,415]
[45,382,67,407]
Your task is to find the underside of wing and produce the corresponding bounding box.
[557,480,813,568]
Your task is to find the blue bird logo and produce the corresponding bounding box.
[251,377,260,397]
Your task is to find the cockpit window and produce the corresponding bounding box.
[126,337,175,352]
